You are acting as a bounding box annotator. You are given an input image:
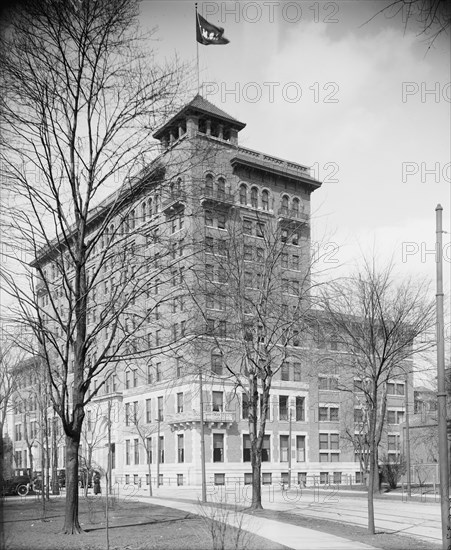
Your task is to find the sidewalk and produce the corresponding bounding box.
[133,490,382,550]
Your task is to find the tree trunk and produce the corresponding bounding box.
[250,452,262,510]
[367,445,377,534]
[62,435,82,534]
[28,445,34,481]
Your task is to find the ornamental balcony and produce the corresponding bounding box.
[166,409,236,430]
[277,207,309,223]
[162,191,187,214]
[200,187,235,207]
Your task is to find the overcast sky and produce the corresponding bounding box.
[140,0,450,348]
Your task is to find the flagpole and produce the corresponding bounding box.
[195,3,200,94]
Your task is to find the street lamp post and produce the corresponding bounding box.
[435,204,450,550]
[199,368,207,503]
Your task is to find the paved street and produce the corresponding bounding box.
[128,485,443,547]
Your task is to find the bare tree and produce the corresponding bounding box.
[0,0,194,534]
[190,213,325,510]
[371,0,450,48]
[320,259,435,534]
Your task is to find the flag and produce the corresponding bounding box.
[196,11,229,45]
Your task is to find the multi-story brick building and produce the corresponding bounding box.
[10,95,413,489]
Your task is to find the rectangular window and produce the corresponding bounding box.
[217,214,226,229]
[244,473,252,485]
[147,438,152,464]
[134,439,139,465]
[125,440,130,465]
[279,396,288,421]
[319,406,339,421]
[177,392,184,413]
[146,399,151,423]
[133,401,138,423]
[214,473,225,486]
[177,474,184,486]
[295,396,305,421]
[262,472,272,485]
[243,434,251,462]
[159,436,164,463]
[212,391,223,412]
[256,222,265,238]
[280,435,289,462]
[281,363,290,381]
[388,434,400,451]
[296,436,306,462]
[125,403,130,426]
[218,320,226,337]
[205,211,213,226]
[213,433,224,462]
[354,408,363,423]
[147,364,153,384]
[242,393,249,419]
[281,253,288,267]
[205,236,214,253]
[244,245,253,261]
[243,219,252,235]
[262,435,270,462]
[125,370,130,389]
[156,363,161,382]
[320,473,329,485]
[158,396,163,421]
[293,363,302,381]
[177,434,184,463]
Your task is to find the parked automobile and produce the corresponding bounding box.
[1,474,31,496]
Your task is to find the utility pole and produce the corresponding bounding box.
[156,415,160,487]
[288,407,292,489]
[405,373,411,498]
[199,368,207,503]
[107,400,112,494]
[435,204,450,550]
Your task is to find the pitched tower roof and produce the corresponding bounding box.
[153,94,246,140]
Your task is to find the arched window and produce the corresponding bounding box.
[239,184,247,205]
[141,202,147,223]
[251,187,258,208]
[281,195,289,213]
[148,198,153,218]
[130,209,136,230]
[292,197,300,213]
[217,177,225,198]
[262,190,269,211]
[154,194,160,213]
[205,173,214,194]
